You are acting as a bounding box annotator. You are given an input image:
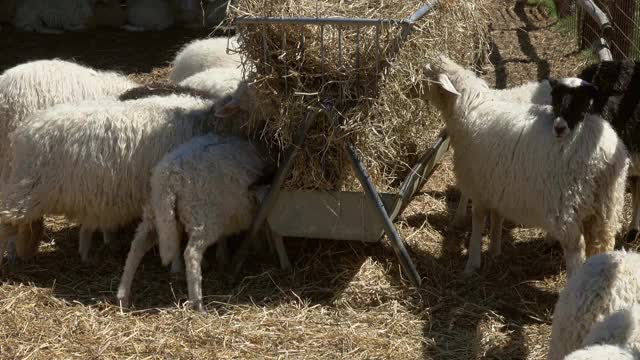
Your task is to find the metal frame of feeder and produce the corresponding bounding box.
[231,1,446,288]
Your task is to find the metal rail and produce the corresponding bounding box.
[232,2,441,287]
[233,2,437,27]
[577,0,613,60]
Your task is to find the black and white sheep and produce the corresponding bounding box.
[422,59,629,276]
[117,134,268,311]
[548,251,640,359]
[549,60,640,244]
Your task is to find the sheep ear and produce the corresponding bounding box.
[437,74,460,96]
[215,98,241,118]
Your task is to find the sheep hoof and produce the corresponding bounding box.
[117,295,131,311]
[190,300,205,313]
[625,229,639,244]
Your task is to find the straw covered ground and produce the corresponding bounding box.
[0,0,637,359]
[232,0,490,191]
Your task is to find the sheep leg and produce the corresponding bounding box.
[464,202,488,274]
[452,192,470,227]
[626,177,640,243]
[78,225,95,263]
[269,231,291,271]
[583,217,616,258]
[0,224,18,267]
[170,255,184,274]
[488,210,504,256]
[15,219,44,260]
[560,233,586,278]
[116,220,155,309]
[184,234,210,312]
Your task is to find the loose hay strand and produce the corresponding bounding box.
[231,0,490,191]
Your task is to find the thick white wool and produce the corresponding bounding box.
[440,55,551,234]
[549,251,640,360]
[424,67,629,276]
[0,59,137,183]
[123,0,174,31]
[178,67,242,99]
[583,304,640,355]
[562,344,635,360]
[117,134,266,310]
[0,94,214,230]
[13,0,97,33]
[170,37,241,83]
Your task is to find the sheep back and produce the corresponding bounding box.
[548,251,640,360]
[170,37,241,83]
[0,94,214,229]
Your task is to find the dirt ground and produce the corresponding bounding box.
[0,1,634,359]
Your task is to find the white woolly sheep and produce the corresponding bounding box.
[0,81,256,263]
[122,0,175,32]
[422,60,629,276]
[438,56,552,257]
[178,67,243,99]
[582,305,640,355]
[169,36,241,83]
[0,58,137,260]
[117,134,267,311]
[13,0,97,34]
[549,61,640,245]
[548,251,640,359]
[562,344,636,360]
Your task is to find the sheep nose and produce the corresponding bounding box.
[554,124,567,137]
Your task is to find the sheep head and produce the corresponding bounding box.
[548,77,598,138]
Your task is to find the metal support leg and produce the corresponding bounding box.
[232,107,320,278]
[345,142,422,287]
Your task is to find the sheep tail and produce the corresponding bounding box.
[152,172,182,267]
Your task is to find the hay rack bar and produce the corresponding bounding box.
[578,0,614,60]
[232,1,447,288]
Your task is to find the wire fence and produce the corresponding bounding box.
[556,0,640,60]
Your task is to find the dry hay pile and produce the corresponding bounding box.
[231,0,490,191]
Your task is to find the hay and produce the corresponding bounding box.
[231,0,490,191]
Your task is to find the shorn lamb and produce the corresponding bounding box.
[548,251,640,359]
[0,58,137,261]
[169,36,241,83]
[550,60,640,244]
[13,0,97,34]
[422,58,629,276]
[117,134,268,311]
[436,56,552,256]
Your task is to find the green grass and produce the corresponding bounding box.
[527,0,559,18]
